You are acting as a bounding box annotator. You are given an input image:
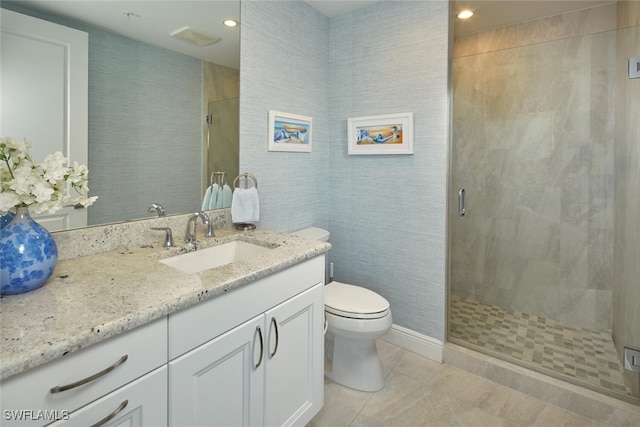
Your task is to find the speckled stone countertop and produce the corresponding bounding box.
[0,223,330,381]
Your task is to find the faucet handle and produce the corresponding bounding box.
[150,227,175,247]
[148,203,166,217]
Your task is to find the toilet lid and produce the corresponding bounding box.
[325,281,390,319]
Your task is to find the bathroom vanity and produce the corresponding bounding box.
[0,219,329,427]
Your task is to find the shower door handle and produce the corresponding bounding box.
[458,188,466,216]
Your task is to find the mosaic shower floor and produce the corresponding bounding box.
[449,294,635,402]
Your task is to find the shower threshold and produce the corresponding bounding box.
[449,294,637,404]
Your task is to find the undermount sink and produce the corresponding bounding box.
[159,240,272,274]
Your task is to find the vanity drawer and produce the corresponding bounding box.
[169,255,325,359]
[0,317,167,427]
[48,366,167,427]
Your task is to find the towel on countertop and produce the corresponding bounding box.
[208,183,219,210]
[215,185,224,209]
[201,186,212,210]
[222,184,232,208]
[231,187,259,223]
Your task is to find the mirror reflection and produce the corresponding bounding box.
[1,1,240,229]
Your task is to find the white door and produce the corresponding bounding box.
[169,314,265,427]
[264,283,324,427]
[1,9,88,231]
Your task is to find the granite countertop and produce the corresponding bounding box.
[0,227,330,381]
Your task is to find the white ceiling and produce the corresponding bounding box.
[4,1,241,69]
[6,0,617,69]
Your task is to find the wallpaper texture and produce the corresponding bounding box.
[240,0,450,339]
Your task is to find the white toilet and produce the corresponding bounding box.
[292,227,392,392]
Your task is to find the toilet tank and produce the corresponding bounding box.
[291,227,330,242]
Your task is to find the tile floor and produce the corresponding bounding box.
[309,340,611,427]
[448,295,633,401]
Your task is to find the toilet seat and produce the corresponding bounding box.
[325,281,390,320]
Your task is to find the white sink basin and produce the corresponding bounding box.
[159,240,272,274]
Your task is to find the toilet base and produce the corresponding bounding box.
[324,332,385,392]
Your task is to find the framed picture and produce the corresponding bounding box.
[268,110,312,152]
[347,112,413,155]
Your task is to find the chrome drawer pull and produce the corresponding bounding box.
[50,355,128,394]
[90,399,128,427]
[254,326,264,369]
[269,317,279,358]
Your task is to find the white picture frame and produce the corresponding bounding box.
[347,112,414,155]
[268,110,312,153]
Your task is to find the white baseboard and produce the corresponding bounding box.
[382,324,443,363]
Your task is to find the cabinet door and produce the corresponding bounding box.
[264,283,324,427]
[48,366,167,427]
[169,314,265,427]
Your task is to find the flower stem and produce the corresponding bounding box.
[2,155,15,179]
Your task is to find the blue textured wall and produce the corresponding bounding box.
[240,1,449,339]
[87,32,202,225]
[240,1,330,232]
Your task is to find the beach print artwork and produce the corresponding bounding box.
[347,112,413,155]
[273,119,310,145]
[356,124,403,145]
[268,111,312,152]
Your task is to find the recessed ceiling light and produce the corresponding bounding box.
[223,19,238,27]
[457,10,474,19]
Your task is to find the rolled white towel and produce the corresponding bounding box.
[231,187,259,223]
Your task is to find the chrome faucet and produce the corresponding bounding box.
[184,211,214,244]
[148,203,166,217]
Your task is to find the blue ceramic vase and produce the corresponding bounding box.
[0,208,58,295]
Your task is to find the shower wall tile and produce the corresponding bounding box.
[559,223,589,287]
[454,3,617,58]
[451,8,616,332]
[617,1,640,28]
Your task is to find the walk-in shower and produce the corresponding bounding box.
[448,1,639,404]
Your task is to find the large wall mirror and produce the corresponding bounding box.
[1,1,240,229]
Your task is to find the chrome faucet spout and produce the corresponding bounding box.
[184,211,214,244]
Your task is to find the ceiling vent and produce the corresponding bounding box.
[170,27,220,46]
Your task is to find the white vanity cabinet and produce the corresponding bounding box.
[0,255,326,427]
[0,318,167,427]
[168,256,325,427]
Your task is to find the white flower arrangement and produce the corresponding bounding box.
[0,137,98,215]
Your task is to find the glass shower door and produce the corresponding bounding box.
[207,98,239,189]
[449,23,638,402]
